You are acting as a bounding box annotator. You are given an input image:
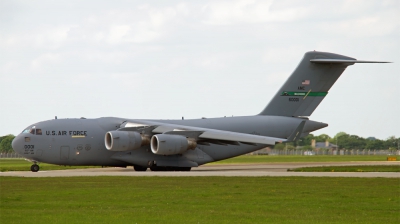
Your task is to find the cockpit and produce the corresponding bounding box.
[22,126,42,135]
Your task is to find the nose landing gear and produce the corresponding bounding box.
[31,164,39,172]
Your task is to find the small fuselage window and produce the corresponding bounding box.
[36,129,42,135]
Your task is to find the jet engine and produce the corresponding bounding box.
[105,131,149,151]
[150,134,197,155]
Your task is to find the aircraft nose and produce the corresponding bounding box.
[12,135,23,154]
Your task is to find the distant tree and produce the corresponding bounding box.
[286,144,296,150]
[315,134,331,142]
[273,141,296,150]
[384,136,399,150]
[301,145,314,151]
[0,135,15,153]
[297,132,397,150]
[365,139,384,150]
[333,132,347,139]
[274,143,286,150]
[298,134,314,146]
[330,132,348,146]
[338,134,366,149]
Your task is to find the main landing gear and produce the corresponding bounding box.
[131,161,192,172]
[149,166,191,171]
[133,165,148,172]
[31,164,39,172]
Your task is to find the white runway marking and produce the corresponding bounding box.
[1,161,399,178]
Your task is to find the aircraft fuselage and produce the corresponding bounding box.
[12,116,326,167]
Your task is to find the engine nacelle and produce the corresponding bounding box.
[151,134,197,155]
[105,131,149,151]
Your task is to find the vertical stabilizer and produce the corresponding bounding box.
[259,51,356,117]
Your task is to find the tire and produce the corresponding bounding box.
[133,165,147,172]
[175,167,191,172]
[31,164,39,172]
[174,167,183,171]
[150,166,169,171]
[150,166,159,171]
[165,167,174,171]
[181,167,191,172]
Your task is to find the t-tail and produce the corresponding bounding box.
[259,51,390,117]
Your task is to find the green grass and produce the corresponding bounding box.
[289,165,400,172]
[211,155,399,164]
[0,159,100,172]
[1,176,399,224]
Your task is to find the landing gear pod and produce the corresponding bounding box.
[150,134,197,155]
[105,131,149,151]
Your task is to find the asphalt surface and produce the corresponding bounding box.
[1,161,399,178]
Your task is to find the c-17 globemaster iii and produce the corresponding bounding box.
[12,51,390,172]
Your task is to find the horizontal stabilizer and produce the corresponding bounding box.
[310,59,391,64]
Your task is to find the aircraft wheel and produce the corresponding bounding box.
[31,164,39,172]
[165,167,174,171]
[175,167,191,171]
[159,167,167,171]
[133,165,147,172]
[174,167,183,171]
[151,166,168,171]
[150,166,159,171]
[181,167,191,172]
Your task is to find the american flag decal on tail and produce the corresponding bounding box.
[302,80,310,85]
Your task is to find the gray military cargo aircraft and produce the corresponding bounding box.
[12,51,389,172]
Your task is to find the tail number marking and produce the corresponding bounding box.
[289,98,299,102]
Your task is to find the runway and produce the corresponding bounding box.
[1,161,399,178]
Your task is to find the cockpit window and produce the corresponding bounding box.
[22,126,38,135]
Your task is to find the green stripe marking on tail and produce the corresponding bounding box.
[281,92,328,96]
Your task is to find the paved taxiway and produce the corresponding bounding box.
[1,161,399,178]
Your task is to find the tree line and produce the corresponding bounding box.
[0,135,15,153]
[0,132,399,153]
[275,132,399,150]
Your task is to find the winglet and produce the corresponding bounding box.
[285,120,306,142]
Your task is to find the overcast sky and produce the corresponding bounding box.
[1,0,399,139]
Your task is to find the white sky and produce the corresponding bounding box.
[1,0,399,139]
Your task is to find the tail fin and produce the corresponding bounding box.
[259,51,389,117]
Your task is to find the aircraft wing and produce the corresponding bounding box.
[118,120,303,146]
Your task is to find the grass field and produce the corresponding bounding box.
[1,176,399,224]
[211,155,399,164]
[0,159,100,172]
[289,165,400,172]
[1,155,398,172]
